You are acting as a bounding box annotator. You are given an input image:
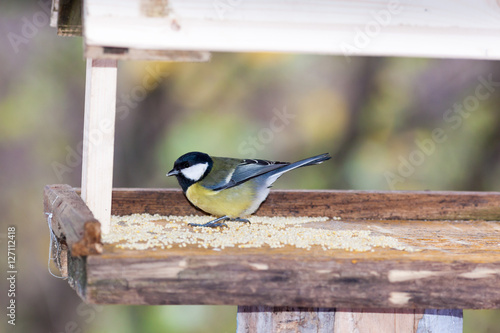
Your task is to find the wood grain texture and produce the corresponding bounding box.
[333,308,424,333]
[83,0,500,60]
[67,252,88,300]
[85,45,211,62]
[236,307,463,332]
[81,59,118,234]
[237,306,336,333]
[85,246,500,308]
[333,308,462,333]
[50,0,60,28]
[44,184,102,256]
[57,0,82,36]
[49,187,500,308]
[111,188,500,221]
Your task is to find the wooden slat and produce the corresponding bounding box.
[236,306,337,332]
[89,226,500,309]
[83,0,500,60]
[332,308,463,332]
[85,245,500,308]
[236,307,463,333]
[48,187,500,308]
[81,59,118,234]
[111,188,500,221]
[44,184,102,256]
[50,0,60,28]
[57,0,82,36]
[85,45,211,62]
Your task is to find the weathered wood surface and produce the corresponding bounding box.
[56,0,82,36]
[44,184,102,256]
[236,307,463,333]
[111,188,500,221]
[83,0,500,60]
[85,244,500,308]
[237,306,337,332]
[47,186,500,308]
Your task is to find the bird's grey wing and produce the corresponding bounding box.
[208,158,289,191]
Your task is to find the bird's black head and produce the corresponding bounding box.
[167,152,213,192]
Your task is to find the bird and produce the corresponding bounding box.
[167,152,331,227]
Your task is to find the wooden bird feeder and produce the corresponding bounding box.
[45,0,500,331]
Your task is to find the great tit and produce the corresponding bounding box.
[167,152,331,227]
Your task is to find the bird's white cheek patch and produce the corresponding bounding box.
[181,163,209,181]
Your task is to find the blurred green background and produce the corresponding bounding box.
[1,2,500,333]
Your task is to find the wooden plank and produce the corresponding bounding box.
[236,306,336,332]
[333,308,462,333]
[67,252,88,300]
[57,0,82,36]
[81,59,117,234]
[332,308,424,332]
[111,188,500,221]
[85,244,500,308]
[65,188,500,308]
[44,184,102,256]
[85,45,211,62]
[48,187,500,308]
[50,0,60,28]
[84,0,500,60]
[236,307,463,332]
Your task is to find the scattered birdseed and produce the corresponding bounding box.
[102,214,413,252]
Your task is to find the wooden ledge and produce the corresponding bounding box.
[43,185,500,308]
[111,187,500,220]
[44,184,102,256]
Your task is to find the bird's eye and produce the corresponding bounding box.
[181,162,190,169]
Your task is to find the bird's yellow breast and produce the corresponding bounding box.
[185,182,256,218]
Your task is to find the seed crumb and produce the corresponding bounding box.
[101,214,413,252]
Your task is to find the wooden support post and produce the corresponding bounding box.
[236,307,463,333]
[81,58,117,234]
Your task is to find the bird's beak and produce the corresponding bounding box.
[167,169,179,177]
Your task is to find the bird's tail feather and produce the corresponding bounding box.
[264,153,331,186]
[280,153,331,172]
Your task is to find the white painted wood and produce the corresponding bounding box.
[237,307,463,333]
[81,58,117,234]
[334,309,463,333]
[50,0,59,28]
[237,306,336,333]
[417,309,463,333]
[84,0,500,60]
[85,45,211,61]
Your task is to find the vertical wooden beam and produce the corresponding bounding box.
[236,306,335,333]
[237,307,463,332]
[81,58,117,234]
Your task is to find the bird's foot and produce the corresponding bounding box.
[228,217,251,224]
[188,216,251,228]
[188,215,229,228]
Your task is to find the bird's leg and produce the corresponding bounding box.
[229,217,251,224]
[189,215,230,228]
